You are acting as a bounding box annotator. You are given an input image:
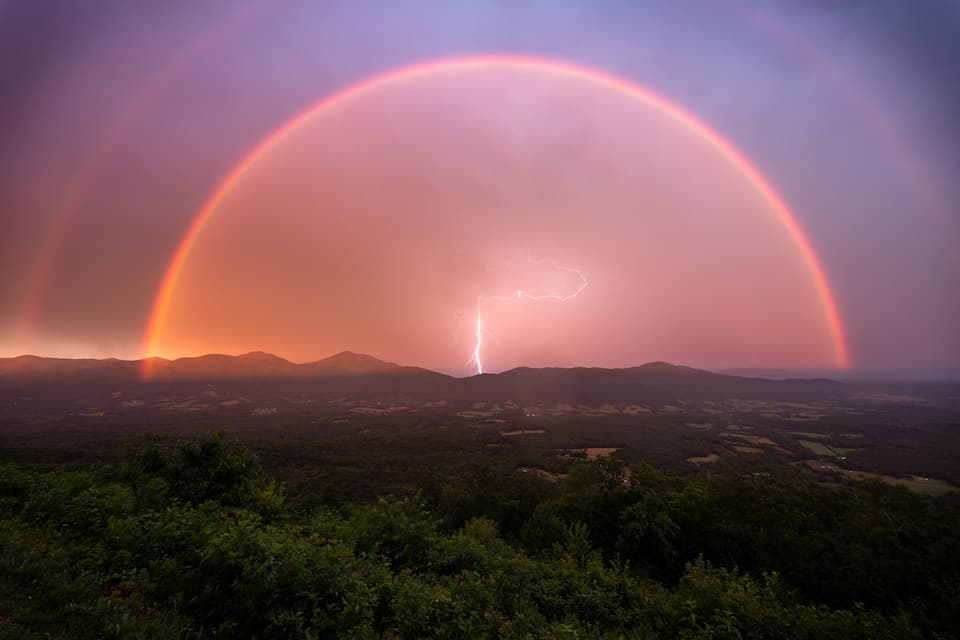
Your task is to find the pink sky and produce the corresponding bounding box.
[2,2,957,376]
[152,67,836,374]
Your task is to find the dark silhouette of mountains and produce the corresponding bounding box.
[4,351,959,410]
[0,351,856,407]
[455,362,846,404]
[142,350,426,379]
[0,351,423,380]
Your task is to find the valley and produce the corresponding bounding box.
[2,352,957,500]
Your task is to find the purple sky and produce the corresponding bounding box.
[1,0,958,377]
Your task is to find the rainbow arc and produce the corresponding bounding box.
[142,56,851,374]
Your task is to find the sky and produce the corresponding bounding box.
[1,0,958,377]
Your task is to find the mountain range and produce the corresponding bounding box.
[0,350,422,379]
[3,351,958,413]
[0,350,867,407]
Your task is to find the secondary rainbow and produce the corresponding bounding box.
[142,55,851,371]
[11,1,275,357]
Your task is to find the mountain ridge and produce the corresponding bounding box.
[4,351,955,408]
[0,351,747,382]
[0,350,424,379]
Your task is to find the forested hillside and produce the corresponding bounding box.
[2,433,957,639]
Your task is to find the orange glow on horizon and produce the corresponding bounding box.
[142,55,851,376]
[11,1,274,358]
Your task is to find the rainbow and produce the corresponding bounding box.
[142,55,851,371]
[730,1,957,246]
[11,0,273,356]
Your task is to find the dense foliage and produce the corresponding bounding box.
[1,433,957,639]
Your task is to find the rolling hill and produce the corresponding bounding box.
[0,351,861,409]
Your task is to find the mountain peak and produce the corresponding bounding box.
[635,361,700,373]
[307,351,402,374]
[328,350,364,358]
[238,351,290,362]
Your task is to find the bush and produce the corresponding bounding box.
[0,438,955,639]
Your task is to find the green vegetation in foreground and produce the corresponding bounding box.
[1,432,958,639]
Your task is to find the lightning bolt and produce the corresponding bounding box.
[469,256,588,375]
[471,299,484,374]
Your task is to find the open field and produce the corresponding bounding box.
[1,359,959,638]
[1,370,958,500]
[799,460,956,496]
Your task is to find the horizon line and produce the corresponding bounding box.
[3,350,958,382]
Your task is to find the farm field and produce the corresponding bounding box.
[2,365,957,499]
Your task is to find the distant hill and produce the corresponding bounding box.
[0,351,420,381]
[303,351,418,375]
[0,352,860,407]
[0,355,133,377]
[456,362,846,405]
